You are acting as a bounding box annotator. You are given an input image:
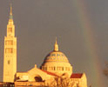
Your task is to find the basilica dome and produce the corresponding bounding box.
[43,51,69,63]
[40,39,73,76]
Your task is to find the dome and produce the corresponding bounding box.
[40,39,73,76]
[43,51,69,63]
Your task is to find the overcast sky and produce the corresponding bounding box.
[0,0,108,87]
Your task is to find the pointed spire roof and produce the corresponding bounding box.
[9,4,13,19]
[54,37,59,51]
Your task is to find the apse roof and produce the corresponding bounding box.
[70,73,83,78]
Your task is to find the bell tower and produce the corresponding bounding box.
[3,5,17,82]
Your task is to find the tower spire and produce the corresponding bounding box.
[9,4,13,19]
[10,4,12,15]
[54,37,59,51]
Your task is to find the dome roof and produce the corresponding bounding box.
[42,38,69,63]
[43,51,69,63]
[41,39,71,66]
[40,39,72,76]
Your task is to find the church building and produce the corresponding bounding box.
[3,5,88,87]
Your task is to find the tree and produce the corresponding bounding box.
[48,73,78,87]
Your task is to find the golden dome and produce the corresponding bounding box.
[43,51,69,63]
[42,38,69,63]
[40,39,72,76]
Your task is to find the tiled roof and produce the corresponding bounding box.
[70,73,83,78]
[41,70,58,77]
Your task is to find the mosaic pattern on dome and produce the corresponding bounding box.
[44,51,69,62]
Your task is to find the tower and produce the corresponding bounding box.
[3,5,17,82]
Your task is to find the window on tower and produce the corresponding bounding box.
[5,48,13,53]
[8,27,12,32]
[5,40,13,45]
[8,60,10,64]
[9,48,13,53]
[9,40,13,45]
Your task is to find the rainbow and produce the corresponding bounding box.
[72,0,105,87]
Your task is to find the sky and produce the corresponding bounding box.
[0,0,108,87]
